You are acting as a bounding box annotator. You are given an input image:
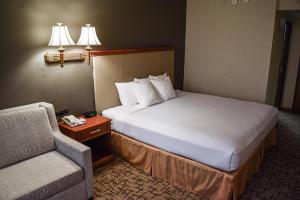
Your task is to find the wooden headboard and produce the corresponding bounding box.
[92,47,175,113]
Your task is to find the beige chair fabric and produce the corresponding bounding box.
[0,103,93,200]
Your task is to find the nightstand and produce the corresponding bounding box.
[59,115,114,168]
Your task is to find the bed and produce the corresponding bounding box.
[103,90,278,172]
[91,47,278,200]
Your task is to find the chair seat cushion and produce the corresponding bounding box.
[0,151,83,200]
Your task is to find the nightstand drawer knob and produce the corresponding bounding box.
[90,129,101,134]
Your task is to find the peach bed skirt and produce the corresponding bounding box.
[111,127,277,200]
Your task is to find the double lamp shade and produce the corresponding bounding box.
[48,23,101,50]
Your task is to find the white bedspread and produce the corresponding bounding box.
[103,91,278,171]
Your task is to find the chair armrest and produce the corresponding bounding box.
[54,133,94,199]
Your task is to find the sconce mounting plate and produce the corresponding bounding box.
[44,52,86,64]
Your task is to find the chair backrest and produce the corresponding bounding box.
[0,103,57,168]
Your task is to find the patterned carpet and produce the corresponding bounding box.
[93,112,300,200]
[239,112,300,200]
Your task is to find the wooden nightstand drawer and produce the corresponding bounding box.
[77,123,110,142]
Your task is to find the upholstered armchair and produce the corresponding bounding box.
[0,102,94,200]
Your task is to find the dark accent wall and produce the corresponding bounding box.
[0,0,186,114]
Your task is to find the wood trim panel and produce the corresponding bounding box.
[281,107,293,113]
[91,47,175,56]
[292,56,300,113]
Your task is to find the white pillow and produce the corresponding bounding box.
[131,80,162,107]
[150,76,176,101]
[115,82,138,106]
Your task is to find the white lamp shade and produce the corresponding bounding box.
[77,25,101,46]
[48,24,75,47]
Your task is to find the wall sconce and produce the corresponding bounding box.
[45,23,101,66]
[77,24,102,64]
[231,0,249,6]
[46,23,77,67]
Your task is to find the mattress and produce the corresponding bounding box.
[103,91,278,171]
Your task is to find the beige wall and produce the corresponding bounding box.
[278,0,300,10]
[282,18,300,108]
[184,0,277,103]
[0,0,186,114]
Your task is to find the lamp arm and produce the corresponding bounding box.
[84,46,92,65]
[58,46,65,67]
